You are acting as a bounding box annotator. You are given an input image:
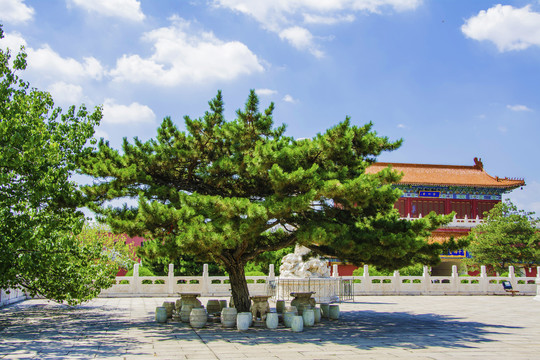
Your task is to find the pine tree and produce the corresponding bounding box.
[80,90,458,311]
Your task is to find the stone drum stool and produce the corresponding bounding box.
[266,312,279,329]
[155,307,167,323]
[221,307,237,328]
[329,304,340,320]
[290,292,316,315]
[190,308,208,328]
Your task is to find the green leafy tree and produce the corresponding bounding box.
[245,246,295,275]
[464,200,540,273]
[76,224,136,272]
[0,26,124,305]
[138,251,225,276]
[80,90,460,311]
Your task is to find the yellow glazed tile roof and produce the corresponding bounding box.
[366,158,524,189]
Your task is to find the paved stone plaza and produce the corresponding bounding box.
[1,296,539,359]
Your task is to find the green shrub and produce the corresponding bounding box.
[353,267,389,276]
[353,263,423,276]
[125,265,156,277]
[245,271,266,276]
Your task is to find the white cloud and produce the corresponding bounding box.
[497,125,507,133]
[214,0,420,30]
[0,31,26,52]
[214,0,421,55]
[255,88,277,96]
[110,17,264,86]
[397,123,406,128]
[462,5,540,52]
[68,0,145,22]
[102,99,155,125]
[279,26,324,58]
[507,104,533,112]
[283,94,297,103]
[0,32,104,83]
[47,82,84,104]
[27,45,104,81]
[94,128,109,140]
[303,13,355,25]
[506,180,540,214]
[0,0,34,24]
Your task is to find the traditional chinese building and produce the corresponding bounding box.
[336,158,525,276]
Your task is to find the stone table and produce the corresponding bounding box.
[290,291,316,315]
[250,295,271,321]
[177,292,203,308]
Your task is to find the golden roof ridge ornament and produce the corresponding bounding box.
[473,157,483,170]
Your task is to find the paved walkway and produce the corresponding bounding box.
[1,296,539,359]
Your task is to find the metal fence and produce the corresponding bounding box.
[339,278,354,301]
[271,277,354,303]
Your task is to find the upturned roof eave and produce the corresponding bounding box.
[393,181,525,189]
[368,158,525,190]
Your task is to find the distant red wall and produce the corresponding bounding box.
[120,234,146,247]
[523,267,538,277]
[116,235,147,276]
[333,264,358,276]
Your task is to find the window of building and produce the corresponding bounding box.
[411,199,446,217]
[394,198,407,217]
[477,201,497,218]
[450,200,472,219]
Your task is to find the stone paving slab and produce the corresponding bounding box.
[1,296,540,359]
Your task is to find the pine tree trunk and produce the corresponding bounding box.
[227,263,251,313]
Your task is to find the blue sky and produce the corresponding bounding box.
[1,0,540,215]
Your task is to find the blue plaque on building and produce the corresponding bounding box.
[419,191,440,198]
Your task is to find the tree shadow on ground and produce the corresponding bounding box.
[0,302,172,359]
[0,300,523,358]
[188,309,521,350]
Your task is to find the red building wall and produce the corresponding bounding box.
[116,234,146,276]
[395,198,498,219]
